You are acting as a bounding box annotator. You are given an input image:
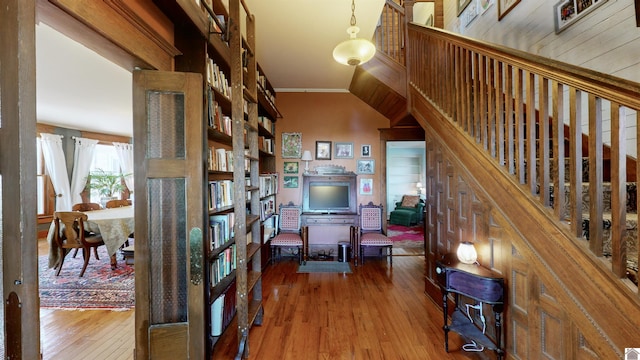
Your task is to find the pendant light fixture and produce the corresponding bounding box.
[332,0,376,66]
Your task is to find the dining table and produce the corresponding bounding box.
[47,206,135,269]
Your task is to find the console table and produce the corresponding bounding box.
[300,213,358,261]
[435,255,505,359]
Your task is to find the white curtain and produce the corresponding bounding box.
[70,137,99,206]
[40,133,72,211]
[113,142,134,193]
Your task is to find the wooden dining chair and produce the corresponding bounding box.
[72,202,102,211]
[105,199,131,208]
[52,211,106,277]
[357,202,393,266]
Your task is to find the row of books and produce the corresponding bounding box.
[209,213,235,250]
[211,281,236,337]
[208,146,234,173]
[258,116,275,135]
[211,243,236,286]
[257,72,276,106]
[259,173,278,198]
[260,195,275,222]
[208,180,233,211]
[259,136,274,154]
[206,57,231,99]
[207,94,232,136]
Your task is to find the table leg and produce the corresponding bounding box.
[110,254,117,269]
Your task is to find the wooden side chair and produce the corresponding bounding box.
[358,202,393,266]
[72,202,102,211]
[270,202,305,265]
[52,211,106,277]
[105,199,131,208]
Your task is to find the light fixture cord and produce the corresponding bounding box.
[350,0,357,26]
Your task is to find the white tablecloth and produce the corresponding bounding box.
[47,206,134,268]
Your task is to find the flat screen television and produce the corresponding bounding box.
[302,175,357,214]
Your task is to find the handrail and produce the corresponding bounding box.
[407,24,640,291]
[374,0,406,65]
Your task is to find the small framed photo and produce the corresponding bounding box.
[359,178,373,195]
[335,142,354,159]
[283,176,299,188]
[357,159,375,174]
[315,141,332,160]
[284,161,298,174]
[457,0,472,16]
[361,144,371,157]
[498,0,521,20]
[282,132,302,158]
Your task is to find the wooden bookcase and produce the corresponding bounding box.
[154,0,280,357]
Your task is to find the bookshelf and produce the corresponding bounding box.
[153,0,280,357]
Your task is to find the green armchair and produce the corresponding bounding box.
[389,195,425,227]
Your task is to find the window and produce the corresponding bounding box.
[88,144,121,203]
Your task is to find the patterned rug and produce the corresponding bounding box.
[39,246,134,310]
[387,223,424,248]
[297,261,352,273]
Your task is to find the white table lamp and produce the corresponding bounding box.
[301,150,313,174]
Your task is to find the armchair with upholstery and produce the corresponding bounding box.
[388,195,425,227]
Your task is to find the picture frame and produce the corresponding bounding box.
[315,141,332,160]
[283,176,299,188]
[361,144,371,157]
[463,0,479,26]
[283,161,298,174]
[359,178,373,196]
[334,142,354,159]
[357,159,375,175]
[479,0,494,14]
[554,0,608,34]
[498,0,521,20]
[458,0,472,16]
[282,132,302,158]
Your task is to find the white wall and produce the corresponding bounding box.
[443,0,640,157]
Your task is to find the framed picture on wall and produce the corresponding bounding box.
[316,141,332,160]
[498,0,521,20]
[458,0,472,16]
[284,161,298,174]
[359,178,373,195]
[361,144,371,157]
[282,132,302,158]
[283,176,299,188]
[554,0,608,33]
[357,159,375,174]
[335,142,354,159]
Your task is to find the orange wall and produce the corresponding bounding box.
[275,92,390,208]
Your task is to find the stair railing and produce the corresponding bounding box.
[407,25,640,292]
[374,0,406,65]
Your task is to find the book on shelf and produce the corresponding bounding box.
[208,180,233,210]
[211,244,236,286]
[209,212,235,249]
[260,196,275,221]
[211,293,224,336]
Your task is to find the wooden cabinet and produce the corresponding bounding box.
[435,255,505,360]
[153,0,280,357]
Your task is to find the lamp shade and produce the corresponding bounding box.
[301,150,313,161]
[456,241,477,265]
[333,28,376,66]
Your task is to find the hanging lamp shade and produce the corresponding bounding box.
[333,0,376,66]
[333,26,376,66]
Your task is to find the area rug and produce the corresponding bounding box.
[387,223,424,248]
[297,261,352,274]
[39,246,134,310]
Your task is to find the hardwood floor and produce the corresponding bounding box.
[39,245,483,359]
[213,253,482,360]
